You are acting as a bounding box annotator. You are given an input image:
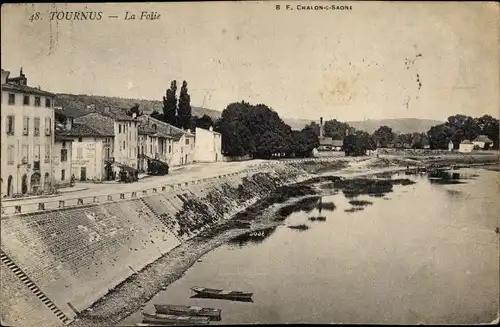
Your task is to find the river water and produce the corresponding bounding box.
[121,168,499,325]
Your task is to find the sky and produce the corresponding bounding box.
[1,2,498,122]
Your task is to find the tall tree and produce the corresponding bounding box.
[195,114,215,130]
[163,80,178,126]
[427,123,452,149]
[323,119,352,139]
[178,80,192,129]
[373,126,395,147]
[474,115,499,149]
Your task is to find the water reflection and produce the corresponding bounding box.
[228,227,277,247]
[277,197,336,218]
[428,170,464,185]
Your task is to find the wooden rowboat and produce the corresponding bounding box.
[190,286,253,301]
[142,313,210,325]
[154,304,221,320]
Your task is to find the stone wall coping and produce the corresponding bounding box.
[0,158,334,217]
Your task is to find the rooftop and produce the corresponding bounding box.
[1,82,55,97]
[57,122,113,138]
[473,135,493,143]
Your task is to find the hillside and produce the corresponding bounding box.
[54,94,442,134]
[55,93,222,119]
[346,118,443,134]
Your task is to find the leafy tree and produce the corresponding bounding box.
[195,114,215,130]
[217,101,310,158]
[323,119,351,139]
[305,121,321,136]
[373,126,395,147]
[291,125,319,157]
[427,123,452,149]
[127,103,141,117]
[344,135,369,156]
[163,80,178,126]
[474,115,499,149]
[177,80,192,129]
[150,109,164,121]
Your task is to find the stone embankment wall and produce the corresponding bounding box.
[0,162,312,327]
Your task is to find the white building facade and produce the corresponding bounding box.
[1,69,56,197]
[194,126,222,162]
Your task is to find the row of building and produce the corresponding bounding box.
[1,68,222,198]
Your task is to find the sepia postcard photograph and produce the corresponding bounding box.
[0,1,499,326]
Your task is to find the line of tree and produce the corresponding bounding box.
[427,114,499,150]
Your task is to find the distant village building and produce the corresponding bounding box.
[1,68,57,197]
[459,140,474,153]
[472,135,493,150]
[317,117,343,151]
[194,126,222,162]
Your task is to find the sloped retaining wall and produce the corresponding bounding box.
[0,163,310,327]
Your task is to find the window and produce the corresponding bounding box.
[45,98,51,108]
[34,117,40,136]
[186,138,190,145]
[44,145,50,163]
[21,145,29,163]
[6,116,15,135]
[150,144,153,153]
[123,141,125,149]
[78,137,82,142]
[119,124,122,133]
[44,117,51,135]
[61,149,68,162]
[34,145,40,161]
[61,169,65,181]
[168,145,172,153]
[7,145,14,165]
[34,96,41,107]
[76,147,83,159]
[23,95,30,105]
[62,141,66,147]
[105,147,110,158]
[33,161,40,170]
[22,117,29,135]
[8,93,15,105]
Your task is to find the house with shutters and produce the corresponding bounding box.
[1,68,57,197]
[137,115,195,166]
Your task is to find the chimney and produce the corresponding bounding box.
[319,117,324,139]
[1,69,10,84]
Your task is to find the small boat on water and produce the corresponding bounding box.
[142,312,210,325]
[190,286,253,301]
[154,304,221,320]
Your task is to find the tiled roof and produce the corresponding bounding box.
[138,124,157,135]
[57,123,113,137]
[460,140,472,144]
[473,135,493,143]
[97,107,135,121]
[137,116,190,140]
[1,83,55,97]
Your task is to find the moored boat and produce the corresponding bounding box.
[142,312,210,325]
[190,286,253,300]
[154,304,221,320]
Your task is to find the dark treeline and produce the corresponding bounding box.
[149,81,498,156]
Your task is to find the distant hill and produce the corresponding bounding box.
[54,94,442,134]
[346,118,443,134]
[55,93,222,119]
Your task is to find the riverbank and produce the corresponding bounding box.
[69,154,499,326]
